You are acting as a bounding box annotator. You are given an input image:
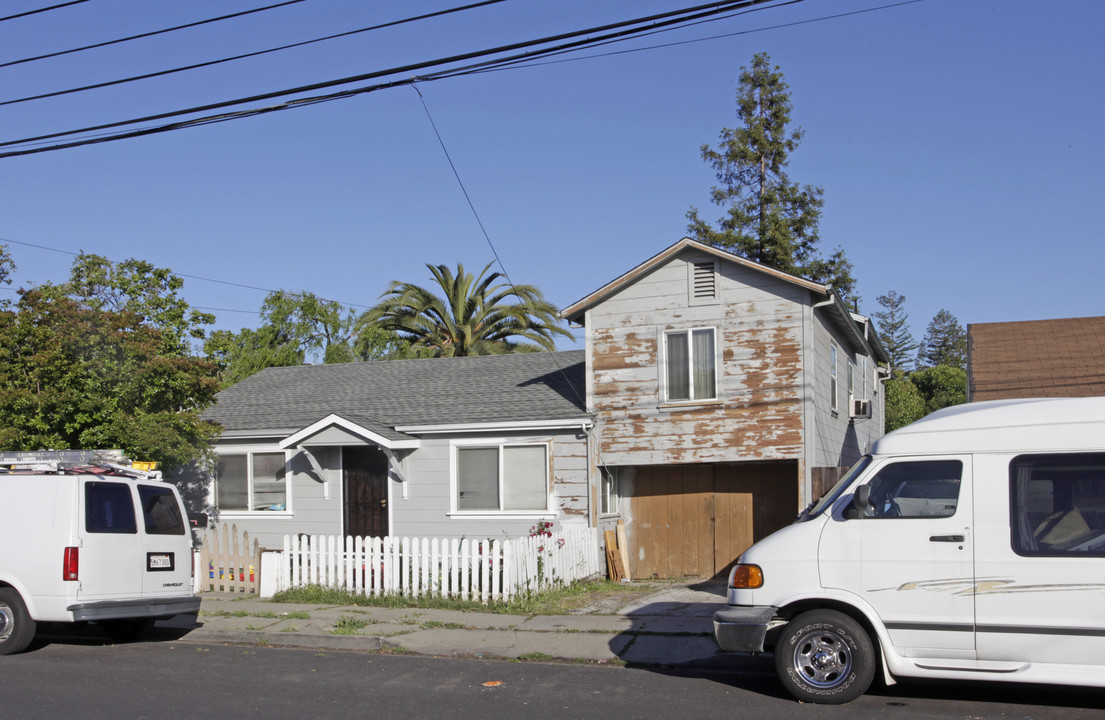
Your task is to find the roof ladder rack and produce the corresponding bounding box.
[0,450,162,479]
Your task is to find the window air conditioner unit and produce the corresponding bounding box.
[850,397,872,419]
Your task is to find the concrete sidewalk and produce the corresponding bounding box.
[158,581,764,671]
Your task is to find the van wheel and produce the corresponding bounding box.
[774,609,875,704]
[0,588,36,655]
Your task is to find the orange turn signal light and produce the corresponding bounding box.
[729,564,763,589]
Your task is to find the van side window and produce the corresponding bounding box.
[1011,453,1105,556]
[862,460,962,519]
[138,485,186,535]
[85,481,138,534]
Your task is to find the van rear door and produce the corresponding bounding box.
[78,479,143,603]
[135,483,192,598]
[819,456,975,658]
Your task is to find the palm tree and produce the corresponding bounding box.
[357,262,573,357]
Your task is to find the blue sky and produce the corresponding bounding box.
[2,0,1102,355]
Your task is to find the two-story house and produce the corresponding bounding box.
[561,238,888,579]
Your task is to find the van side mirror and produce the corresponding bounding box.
[188,512,208,529]
[844,486,870,519]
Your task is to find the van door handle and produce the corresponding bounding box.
[930,535,965,543]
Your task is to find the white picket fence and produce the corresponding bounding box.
[280,528,601,602]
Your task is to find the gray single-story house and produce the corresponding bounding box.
[201,351,591,549]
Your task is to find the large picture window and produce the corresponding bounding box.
[216,452,288,512]
[456,444,548,512]
[1011,453,1105,556]
[665,328,717,402]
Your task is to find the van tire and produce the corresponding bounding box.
[0,588,36,655]
[774,609,875,704]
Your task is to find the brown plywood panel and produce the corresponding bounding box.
[713,488,754,578]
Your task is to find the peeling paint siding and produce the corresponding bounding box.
[588,251,806,467]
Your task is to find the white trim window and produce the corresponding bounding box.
[600,467,620,515]
[216,451,289,512]
[664,327,717,403]
[454,443,549,513]
[830,343,839,413]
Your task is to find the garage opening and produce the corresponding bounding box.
[624,460,799,579]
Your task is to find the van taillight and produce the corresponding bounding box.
[63,547,79,581]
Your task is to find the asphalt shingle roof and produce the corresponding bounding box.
[204,350,588,435]
[968,317,1105,401]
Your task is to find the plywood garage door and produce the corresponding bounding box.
[628,460,798,579]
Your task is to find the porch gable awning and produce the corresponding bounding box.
[278,413,420,451]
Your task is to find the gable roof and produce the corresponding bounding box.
[205,350,589,441]
[560,237,888,364]
[967,316,1105,402]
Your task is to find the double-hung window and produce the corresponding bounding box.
[216,452,288,512]
[456,443,548,512]
[665,327,717,402]
[830,343,839,413]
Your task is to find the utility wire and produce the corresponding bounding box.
[411,85,589,407]
[0,0,308,69]
[0,0,511,106]
[0,236,374,311]
[477,0,920,74]
[1,1,88,23]
[0,0,784,156]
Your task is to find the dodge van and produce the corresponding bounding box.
[713,397,1105,703]
[0,450,200,655]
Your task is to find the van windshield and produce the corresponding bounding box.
[800,456,872,522]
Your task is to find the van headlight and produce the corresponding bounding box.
[728,563,764,589]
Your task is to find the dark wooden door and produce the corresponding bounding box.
[343,446,389,538]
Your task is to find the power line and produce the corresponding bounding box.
[0,1,88,23]
[0,0,511,106]
[0,0,787,156]
[0,236,376,312]
[475,0,921,74]
[0,0,308,69]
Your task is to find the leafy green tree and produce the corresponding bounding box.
[0,243,13,287]
[359,262,573,357]
[910,365,967,415]
[205,290,365,387]
[352,325,434,361]
[260,290,358,364]
[917,309,967,369]
[884,377,925,432]
[204,325,305,388]
[53,253,214,353]
[686,52,857,300]
[0,289,219,471]
[872,290,918,377]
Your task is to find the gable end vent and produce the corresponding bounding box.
[692,262,716,299]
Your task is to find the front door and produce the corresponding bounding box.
[343,446,389,538]
[819,456,976,659]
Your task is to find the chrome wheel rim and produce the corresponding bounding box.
[790,627,853,688]
[0,604,13,643]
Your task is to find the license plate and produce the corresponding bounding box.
[147,552,175,572]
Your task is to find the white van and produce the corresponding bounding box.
[713,397,1105,703]
[0,451,200,655]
